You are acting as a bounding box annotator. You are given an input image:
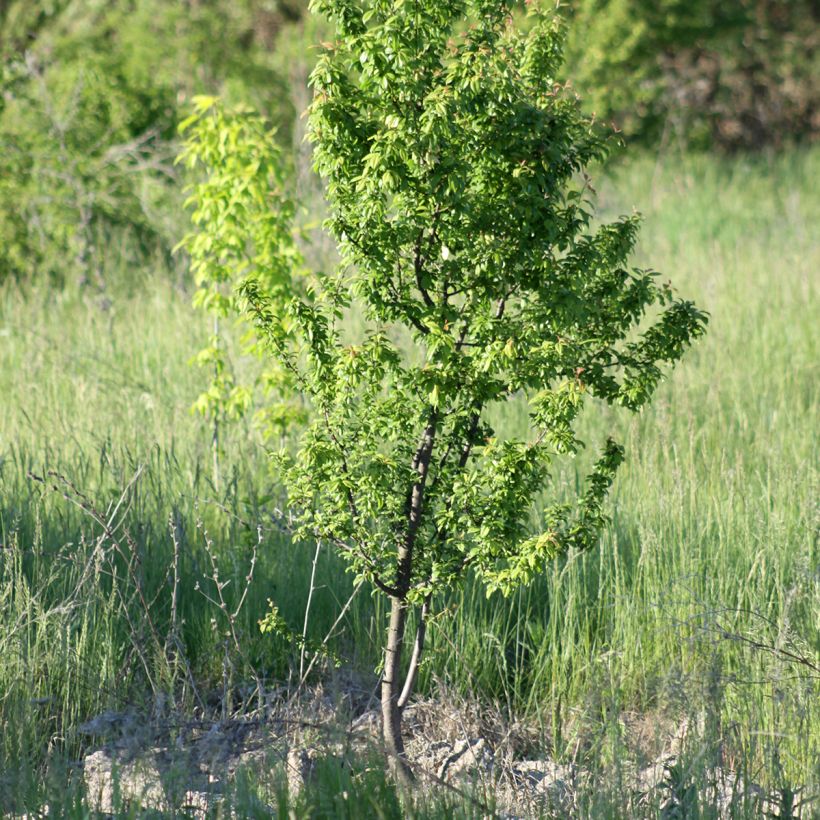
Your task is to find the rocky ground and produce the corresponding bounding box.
[68,683,805,818]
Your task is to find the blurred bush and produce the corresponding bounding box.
[563,0,819,151]
[0,0,816,286]
[0,0,311,286]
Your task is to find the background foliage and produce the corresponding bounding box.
[0,0,309,285]
[563,0,819,150]
[0,0,816,286]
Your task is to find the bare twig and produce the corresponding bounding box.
[289,580,365,702]
[196,519,265,714]
[301,539,323,681]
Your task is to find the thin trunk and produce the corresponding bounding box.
[300,539,322,681]
[381,594,413,784]
[381,412,438,785]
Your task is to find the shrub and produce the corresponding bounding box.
[0,0,308,285]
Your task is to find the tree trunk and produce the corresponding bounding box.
[381,594,414,784]
[381,411,438,785]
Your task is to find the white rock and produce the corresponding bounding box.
[83,748,214,816]
[511,759,576,809]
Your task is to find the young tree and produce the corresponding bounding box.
[181,0,707,784]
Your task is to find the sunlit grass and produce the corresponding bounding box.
[0,148,816,814]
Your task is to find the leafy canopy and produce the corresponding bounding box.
[181,0,707,602]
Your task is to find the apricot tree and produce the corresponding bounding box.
[181,0,707,783]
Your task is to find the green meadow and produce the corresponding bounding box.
[1,149,817,816]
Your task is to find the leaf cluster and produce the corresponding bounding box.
[181,0,707,603]
[178,97,309,436]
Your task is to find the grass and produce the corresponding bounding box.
[0,147,817,816]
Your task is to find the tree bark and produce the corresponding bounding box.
[381,594,413,784]
[380,413,438,786]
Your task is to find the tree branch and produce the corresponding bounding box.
[397,410,438,595]
[323,409,361,522]
[397,595,431,711]
[387,278,430,336]
[329,537,403,598]
[414,230,435,310]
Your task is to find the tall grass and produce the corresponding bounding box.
[431,149,818,778]
[0,149,817,814]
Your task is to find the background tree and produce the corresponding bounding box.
[181,0,707,782]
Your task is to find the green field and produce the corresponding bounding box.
[1,149,817,816]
